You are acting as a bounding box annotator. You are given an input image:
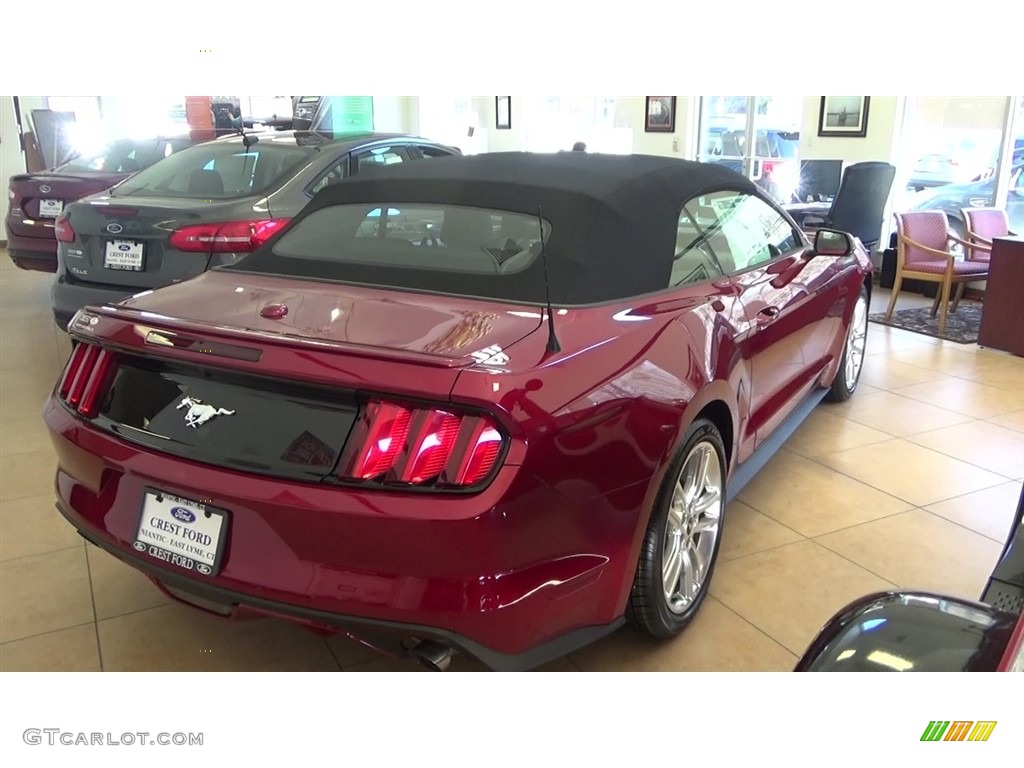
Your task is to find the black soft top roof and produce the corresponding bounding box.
[236,152,759,305]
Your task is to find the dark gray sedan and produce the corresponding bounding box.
[51,130,460,328]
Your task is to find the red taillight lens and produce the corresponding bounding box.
[456,422,504,486]
[340,400,505,489]
[57,343,116,417]
[54,214,75,242]
[402,411,462,483]
[169,218,291,253]
[350,402,413,479]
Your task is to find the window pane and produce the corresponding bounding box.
[271,204,550,280]
[671,202,728,287]
[700,191,800,273]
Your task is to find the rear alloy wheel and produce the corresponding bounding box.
[628,419,726,637]
[828,285,869,402]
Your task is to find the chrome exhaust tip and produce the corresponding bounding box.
[408,639,453,671]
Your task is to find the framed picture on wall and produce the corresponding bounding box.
[495,96,511,130]
[818,96,871,137]
[645,96,676,133]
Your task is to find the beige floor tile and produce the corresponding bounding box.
[818,439,1010,507]
[908,421,1024,479]
[0,339,58,372]
[895,377,1024,420]
[0,365,60,422]
[569,597,796,672]
[891,347,1024,391]
[0,494,82,561]
[863,328,936,356]
[816,509,1002,599]
[925,482,1023,543]
[710,540,895,655]
[0,449,57,502]
[97,604,340,671]
[0,547,94,643]
[0,415,53,457]
[737,449,914,537]
[326,634,393,669]
[0,623,100,671]
[784,409,893,458]
[860,355,949,389]
[986,410,1024,434]
[719,500,803,561]
[961,365,1024,395]
[87,546,171,620]
[826,390,972,437]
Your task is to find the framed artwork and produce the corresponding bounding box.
[817,96,871,138]
[645,96,676,133]
[495,96,511,130]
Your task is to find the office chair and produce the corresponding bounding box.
[798,161,897,248]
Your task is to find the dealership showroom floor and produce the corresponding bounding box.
[1,248,1021,672]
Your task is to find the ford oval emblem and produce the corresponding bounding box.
[39,184,52,194]
[118,243,131,251]
[106,223,124,234]
[171,507,196,523]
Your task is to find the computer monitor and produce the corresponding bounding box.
[796,160,844,203]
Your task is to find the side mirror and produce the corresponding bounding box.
[814,229,854,257]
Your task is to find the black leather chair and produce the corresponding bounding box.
[797,161,896,249]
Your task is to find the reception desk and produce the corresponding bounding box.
[978,236,1024,357]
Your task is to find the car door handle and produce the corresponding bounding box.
[756,306,781,325]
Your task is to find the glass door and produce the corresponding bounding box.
[697,97,803,204]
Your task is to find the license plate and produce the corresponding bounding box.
[38,199,63,218]
[104,239,145,271]
[133,490,228,575]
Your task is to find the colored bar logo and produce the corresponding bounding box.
[921,721,997,742]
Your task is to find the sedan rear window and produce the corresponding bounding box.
[268,203,550,278]
[57,139,160,174]
[113,142,315,200]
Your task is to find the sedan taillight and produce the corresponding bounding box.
[57,343,116,418]
[338,399,505,489]
[54,213,76,243]
[169,219,291,253]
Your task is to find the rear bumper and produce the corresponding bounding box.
[43,398,630,669]
[51,274,136,330]
[6,228,58,272]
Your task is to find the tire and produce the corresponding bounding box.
[827,284,869,402]
[628,418,726,637]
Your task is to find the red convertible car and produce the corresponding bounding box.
[44,153,873,670]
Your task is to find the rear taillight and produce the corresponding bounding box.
[339,399,506,489]
[56,343,116,418]
[169,218,291,253]
[54,213,75,242]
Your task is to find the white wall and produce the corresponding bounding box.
[799,96,903,165]
[1,96,48,244]
[470,95,697,156]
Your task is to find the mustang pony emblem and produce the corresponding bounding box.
[176,396,235,428]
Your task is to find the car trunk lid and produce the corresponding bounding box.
[61,196,260,289]
[7,172,125,238]
[59,279,542,482]
[112,269,544,367]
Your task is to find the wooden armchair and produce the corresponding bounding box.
[962,207,1014,263]
[886,211,990,335]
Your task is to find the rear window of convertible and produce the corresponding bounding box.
[253,203,551,290]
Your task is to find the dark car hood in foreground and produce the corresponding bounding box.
[111,269,544,367]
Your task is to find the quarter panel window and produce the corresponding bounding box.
[698,190,802,273]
